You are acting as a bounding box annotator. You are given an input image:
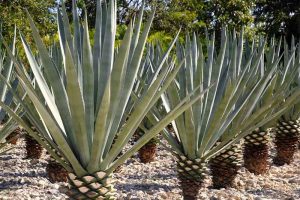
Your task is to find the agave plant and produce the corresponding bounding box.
[211,38,300,186]
[243,37,300,174]
[0,27,23,152]
[207,35,300,189]
[130,43,167,163]
[0,0,211,199]
[272,38,300,166]
[145,30,300,199]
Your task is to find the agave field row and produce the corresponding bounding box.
[0,0,300,199]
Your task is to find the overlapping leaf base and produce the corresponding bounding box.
[210,143,242,189]
[67,172,116,200]
[46,158,68,183]
[25,134,43,159]
[273,120,300,166]
[244,128,270,174]
[176,155,208,200]
[138,139,157,163]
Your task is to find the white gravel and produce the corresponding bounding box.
[0,138,299,200]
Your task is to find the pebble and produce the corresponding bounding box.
[0,139,299,199]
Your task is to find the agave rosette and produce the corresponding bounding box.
[140,29,300,164]
[0,27,23,152]
[0,0,211,198]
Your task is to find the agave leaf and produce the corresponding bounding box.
[82,12,94,146]
[96,0,115,112]
[25,10,74,142]
[65,43,89,166]
[0,101,72,171]
[108,84,212,173]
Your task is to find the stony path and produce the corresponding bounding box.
[0,139,299,200]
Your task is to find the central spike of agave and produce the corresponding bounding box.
[0,0,211,199]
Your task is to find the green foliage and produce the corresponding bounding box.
[150,0,204,34]
[254,0,300,40]
[147,31,173,50]
[0,0,56,41]
[205,0,255,30]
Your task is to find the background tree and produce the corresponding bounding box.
[204,0,256,37]
[149,0,203,34]
[0,0,56,43]
[254,0,300,41]
[64,0,143,26]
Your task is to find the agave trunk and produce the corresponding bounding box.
[46,157,68,183]
[134,128,158,163]
[243,128,270,174]
[209,142,242,189]
[176,155,207,200]
[67,172,116,200]
[273,120,300,166]
[25,134,43,159]
[5,127,22,145]
[138,138,157,163]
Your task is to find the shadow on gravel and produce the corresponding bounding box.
[1,171,46,178]
[0,156,14,160]
[116,183,177,192]
[120,173,177,180]
[0,180,32,189]
[247,189,299,199]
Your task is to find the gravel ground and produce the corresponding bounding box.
[0,138,299,200]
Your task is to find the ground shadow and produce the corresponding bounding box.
[0,180,32,190]
[119,172,177,180]
[247,188,299,199]
[115,182,177,192]
[0,171,46,178]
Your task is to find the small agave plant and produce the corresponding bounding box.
[146,30,300,199]
[0,27,22,152]
[210,36,300,188]
[0,0,210,199]
[129,43,167,163]
[243,37,300,174]
[272,38,300,166]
